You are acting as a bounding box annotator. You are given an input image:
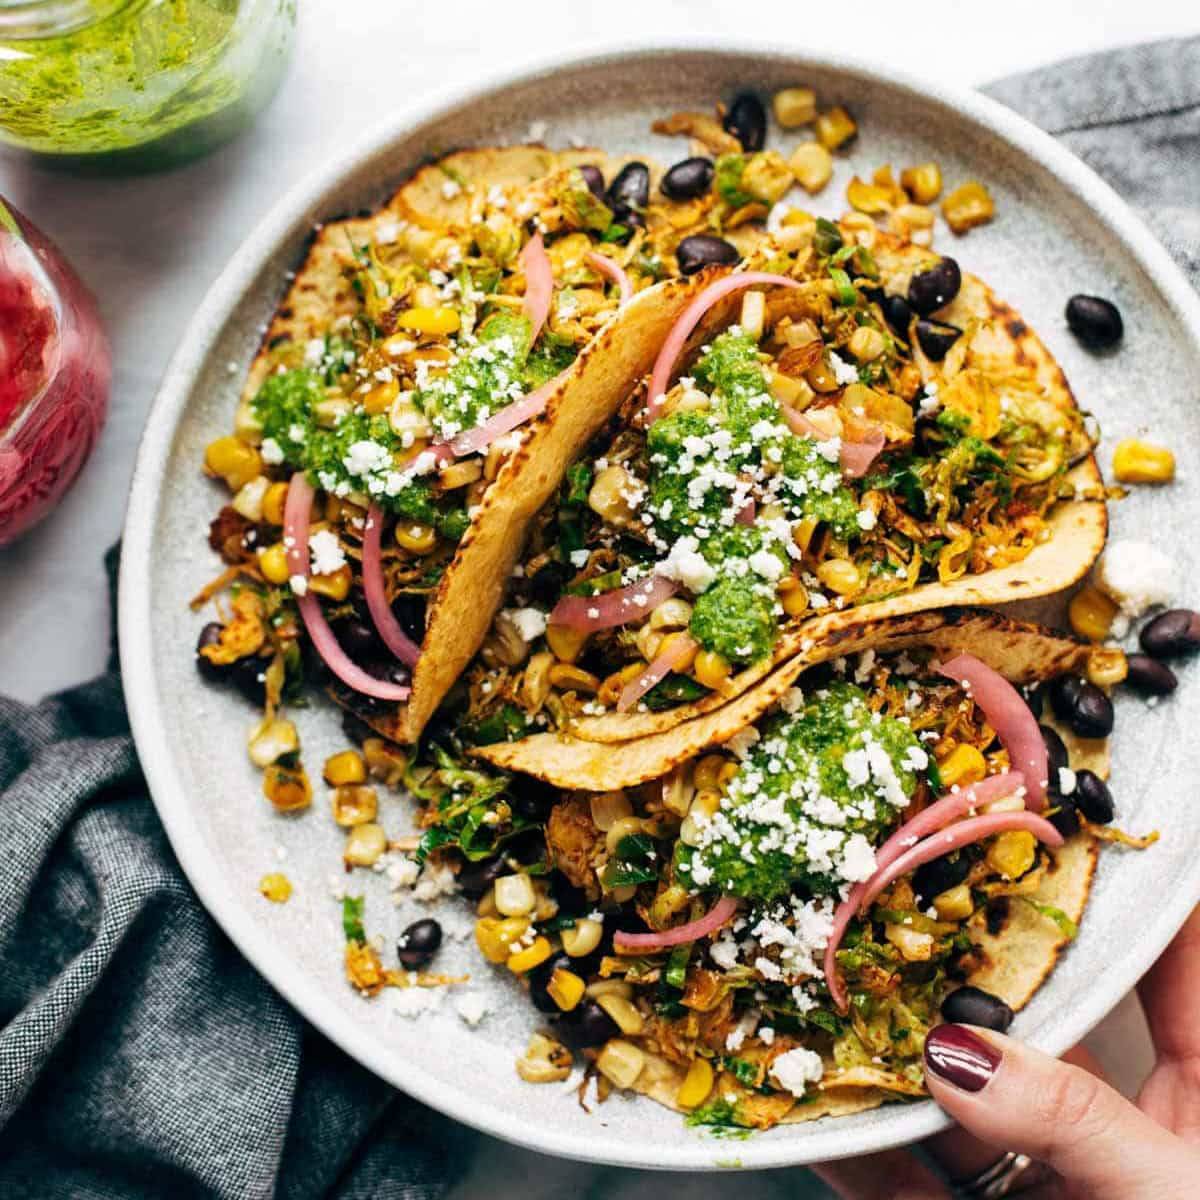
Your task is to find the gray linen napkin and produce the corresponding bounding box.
[1,37,1197,1200]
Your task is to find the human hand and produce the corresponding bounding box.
[813,904,1200,1198]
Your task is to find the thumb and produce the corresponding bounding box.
[923,1024,1196,1199]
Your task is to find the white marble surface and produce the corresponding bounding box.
[0,1,1187,1191]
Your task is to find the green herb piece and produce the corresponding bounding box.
[342,896,366,945]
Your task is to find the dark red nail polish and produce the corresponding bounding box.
[925,1024,1002,1093]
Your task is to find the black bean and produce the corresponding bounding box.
[509,778,557,822]
[195,623,226,683]
[940,985,1014,1032]
[364,659,409,687]
[1139,609,1200,660]
[1125,653,1178,696]
[564,1000,621,1047]
[915,319,962,361]
[390,594,426,644]
[1025,682,1045,719]
[578,164,605,199]
[605,161,650,212]
[397,918,442,969]
[1066,294,1123,350]
[1048,674,1114,738]
[1073,769,1115,824]
[661,156,714,200]
[1047,798,1081,839]
[336,616,383,661]
[880,293,914,337]
[456,855,508,899]
[723,91,766,151]
[229,655,267,704]
[913,852,971,905]
[907,258,962,315]
[549,871,590,914]
[1040,724,1069,781]
[676,234,740,276]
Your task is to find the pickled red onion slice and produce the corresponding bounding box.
[549,575,678,632]
[283,474,410,701]
[520,233,553,343]
[447,373,560,458]
[618,632,698,713]
[613,894,738,952]
[362,504,422,668]
[938,654,1049,809]
[585,251,634,305]
[781,405,885,479]
[822,771,1025,1011]
[646,272,800,421]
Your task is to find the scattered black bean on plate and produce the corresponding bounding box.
[676,233,740,276]
[940,985,1014,1032]
[723,91,766,152]
[1048,674,1114,739]
[1125,653,1178,697]
[1139,609,1200,660]
[1073,769,1115,825]
[915,319,961,361]
[660,156,714,200]
[1065,294,1123,350]
[397,918,442,969]
[907,257,962,315]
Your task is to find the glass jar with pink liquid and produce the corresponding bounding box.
[0,198,110,544]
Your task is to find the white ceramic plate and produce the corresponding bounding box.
[120,42,1200,1170]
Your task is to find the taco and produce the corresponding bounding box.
[466,609,1118,1130]
[417,220,1105,759]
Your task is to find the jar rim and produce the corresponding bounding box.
[0,0,133,39]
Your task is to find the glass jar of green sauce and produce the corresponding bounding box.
[0,0,296,170]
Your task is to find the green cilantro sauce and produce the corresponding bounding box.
[0,0,295,166]
[643,330,859,667]
[675,683,924,903]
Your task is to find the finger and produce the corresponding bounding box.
[924,1041,1109,1181]
[1138,903,1200,1065]
[812,1147,949,1200]
[923,1024,1197,1199]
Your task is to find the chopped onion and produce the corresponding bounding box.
[614,895,738,951]
[646,272,800,421]
[283,474,410,701]
[361,504,422,668]
[520,233,553,343]
[549,575,678,632]
[824,802,1062,1012]
[938,654,1049,809]
[447,372,560,458]
[586,251,634,305]
[618,633,698,713]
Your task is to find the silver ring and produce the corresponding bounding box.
[952,1152,1040,1199]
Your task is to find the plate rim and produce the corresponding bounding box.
[119,36,1200,1170]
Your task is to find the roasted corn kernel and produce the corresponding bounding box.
[548,663,600,694]
[814,105,857,151]
[261,481,290,526]
[650,597,694,631]
[589,790,632,832]
[596,1039,645,1089]
[933,883,974,922]
[901,162,942,205]
[691,754,728,792]
[507,935,554,974]
[942,181,995,234]
[394,522,438,555]
[205,436,263,491]
[395,305,461,335]
[475,916,530,963]
[1087,646,1128,688]
[343,822,387,867]
[885,923,935,962]
[657,631,698,673]
[938,743,988,788]
[547,967,586,1012]
[263,763,311,812]
[307,564,352,601]
[1069,584,1119,642]
[363,377,400,414]
[324,749,366,787]
[596,992,645,1035]
[1112,438,1175,484]
[693,649,732,691]
[516,1032,573,1083]
[259,873,293,903]
[816,558,861,597]
[257,542,291,585]
[232,476,269,522]
[846,176,893,215]
[561,917,604,958]
[438,459,483,491]
[773,86,816,128]
[362,737,407,787]
[588,464,638,524]
[331,784,377,828]
[494,873,537,917]
[676,1057,714,1109]
[987,830,1037,879]
[248,717,299,768]
[788,141,833,193]
[778,577,810,618]
[545,621,587,663]
[521,651,555,712]
[848,325,886,362]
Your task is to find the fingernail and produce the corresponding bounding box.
[924,1024,1002,1093]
